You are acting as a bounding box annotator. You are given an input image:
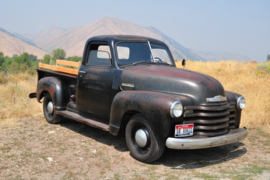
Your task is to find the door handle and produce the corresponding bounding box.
[79,71,87,74]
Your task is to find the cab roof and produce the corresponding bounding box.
[86,35,167,46]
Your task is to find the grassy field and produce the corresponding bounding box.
[0,73,42,128]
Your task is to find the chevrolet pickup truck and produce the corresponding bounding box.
[29,35,247,163]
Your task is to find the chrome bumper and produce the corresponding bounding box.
[166,128,247,150]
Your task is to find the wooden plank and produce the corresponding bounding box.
[39,62,78,75]
[56,66,78,75]
[39,62,58,71]
[56,60,81,67]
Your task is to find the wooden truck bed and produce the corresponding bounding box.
[39,60,81,75]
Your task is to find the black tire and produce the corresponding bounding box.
[125,114,165,163]
[43,93,63,124]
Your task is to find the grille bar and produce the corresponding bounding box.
[229,114,236,118]
[184,110,230,118]
[183,103,236,137]
[229,120,236,124]
[194,122,229,131]
[183,116,229,125]
[185,104,230,111]
[228,105,236,129]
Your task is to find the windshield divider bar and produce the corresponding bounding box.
[148,41,155,62]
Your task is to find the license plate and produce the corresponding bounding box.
[175,124,194,137]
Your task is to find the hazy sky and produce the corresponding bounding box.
[0,0,269,62]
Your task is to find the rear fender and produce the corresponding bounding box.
[37,77,69,111]
[109,91,194,143]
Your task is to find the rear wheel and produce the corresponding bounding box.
[43,93,63,124]
[125,114,165,163]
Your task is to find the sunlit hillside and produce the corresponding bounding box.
[0,29,47,59]
[0,60,269,131]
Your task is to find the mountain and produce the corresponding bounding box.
[27,27,67,44]
[145,27,204,61]
[0,27,36,46]
[191,50,251,62]
[34,17,203,60]
[12,32,36,46]
[0,27,47,59]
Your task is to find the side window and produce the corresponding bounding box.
[87,44,112,66]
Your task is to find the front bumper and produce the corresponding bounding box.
[166,128,247,150]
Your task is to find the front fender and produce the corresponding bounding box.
[109,91,194,143]
[37,77,69,111]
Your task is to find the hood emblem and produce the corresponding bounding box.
[121,83,134,88]
[206,95,227,102]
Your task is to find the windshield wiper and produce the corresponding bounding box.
[160,62,174,66]
[132,61,174,67]
[132,61,152,66]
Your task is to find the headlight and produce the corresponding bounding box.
[170,101,183,118]
[237,96,246,110]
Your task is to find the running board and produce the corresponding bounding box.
[57,110,109,131]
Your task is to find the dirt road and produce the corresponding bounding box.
[0,116,270,179]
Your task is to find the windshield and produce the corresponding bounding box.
[116,42,173,65]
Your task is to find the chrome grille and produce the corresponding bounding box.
[183,102,236,137]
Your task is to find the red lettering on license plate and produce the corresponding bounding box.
[175,124,194,137]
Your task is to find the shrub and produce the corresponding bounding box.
[256,62,270,75]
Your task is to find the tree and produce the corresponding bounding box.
[21,52,31,68]
[267,54,270,61]
[67,56,82,62]
[28,54,38,61]
[0,53,33,73]
[11,52,31,71]
[43,54,51,64]
[0,52,4,66]
[51,48,66,63]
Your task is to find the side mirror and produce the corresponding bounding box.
[182,59,186,69]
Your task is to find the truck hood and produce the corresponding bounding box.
[120,64,225,105]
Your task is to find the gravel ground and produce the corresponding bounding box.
[0,116,270,180]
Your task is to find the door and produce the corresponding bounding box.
[76,42,115,120]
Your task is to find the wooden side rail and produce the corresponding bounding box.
[39,60,81,75]
[56,60,81,68]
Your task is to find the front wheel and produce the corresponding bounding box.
[43,93,63,124]
[125,114,165,163]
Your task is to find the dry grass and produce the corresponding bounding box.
[176,60,270,130]
[0,73,42,128]
[0,60,269,131]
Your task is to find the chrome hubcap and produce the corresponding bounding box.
[135,129,149,148]
[47,101,54,114]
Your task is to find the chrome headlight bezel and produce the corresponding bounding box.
[170,101,183,118]
[237,96,246,110]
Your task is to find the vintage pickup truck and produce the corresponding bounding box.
[29,35,247,162]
